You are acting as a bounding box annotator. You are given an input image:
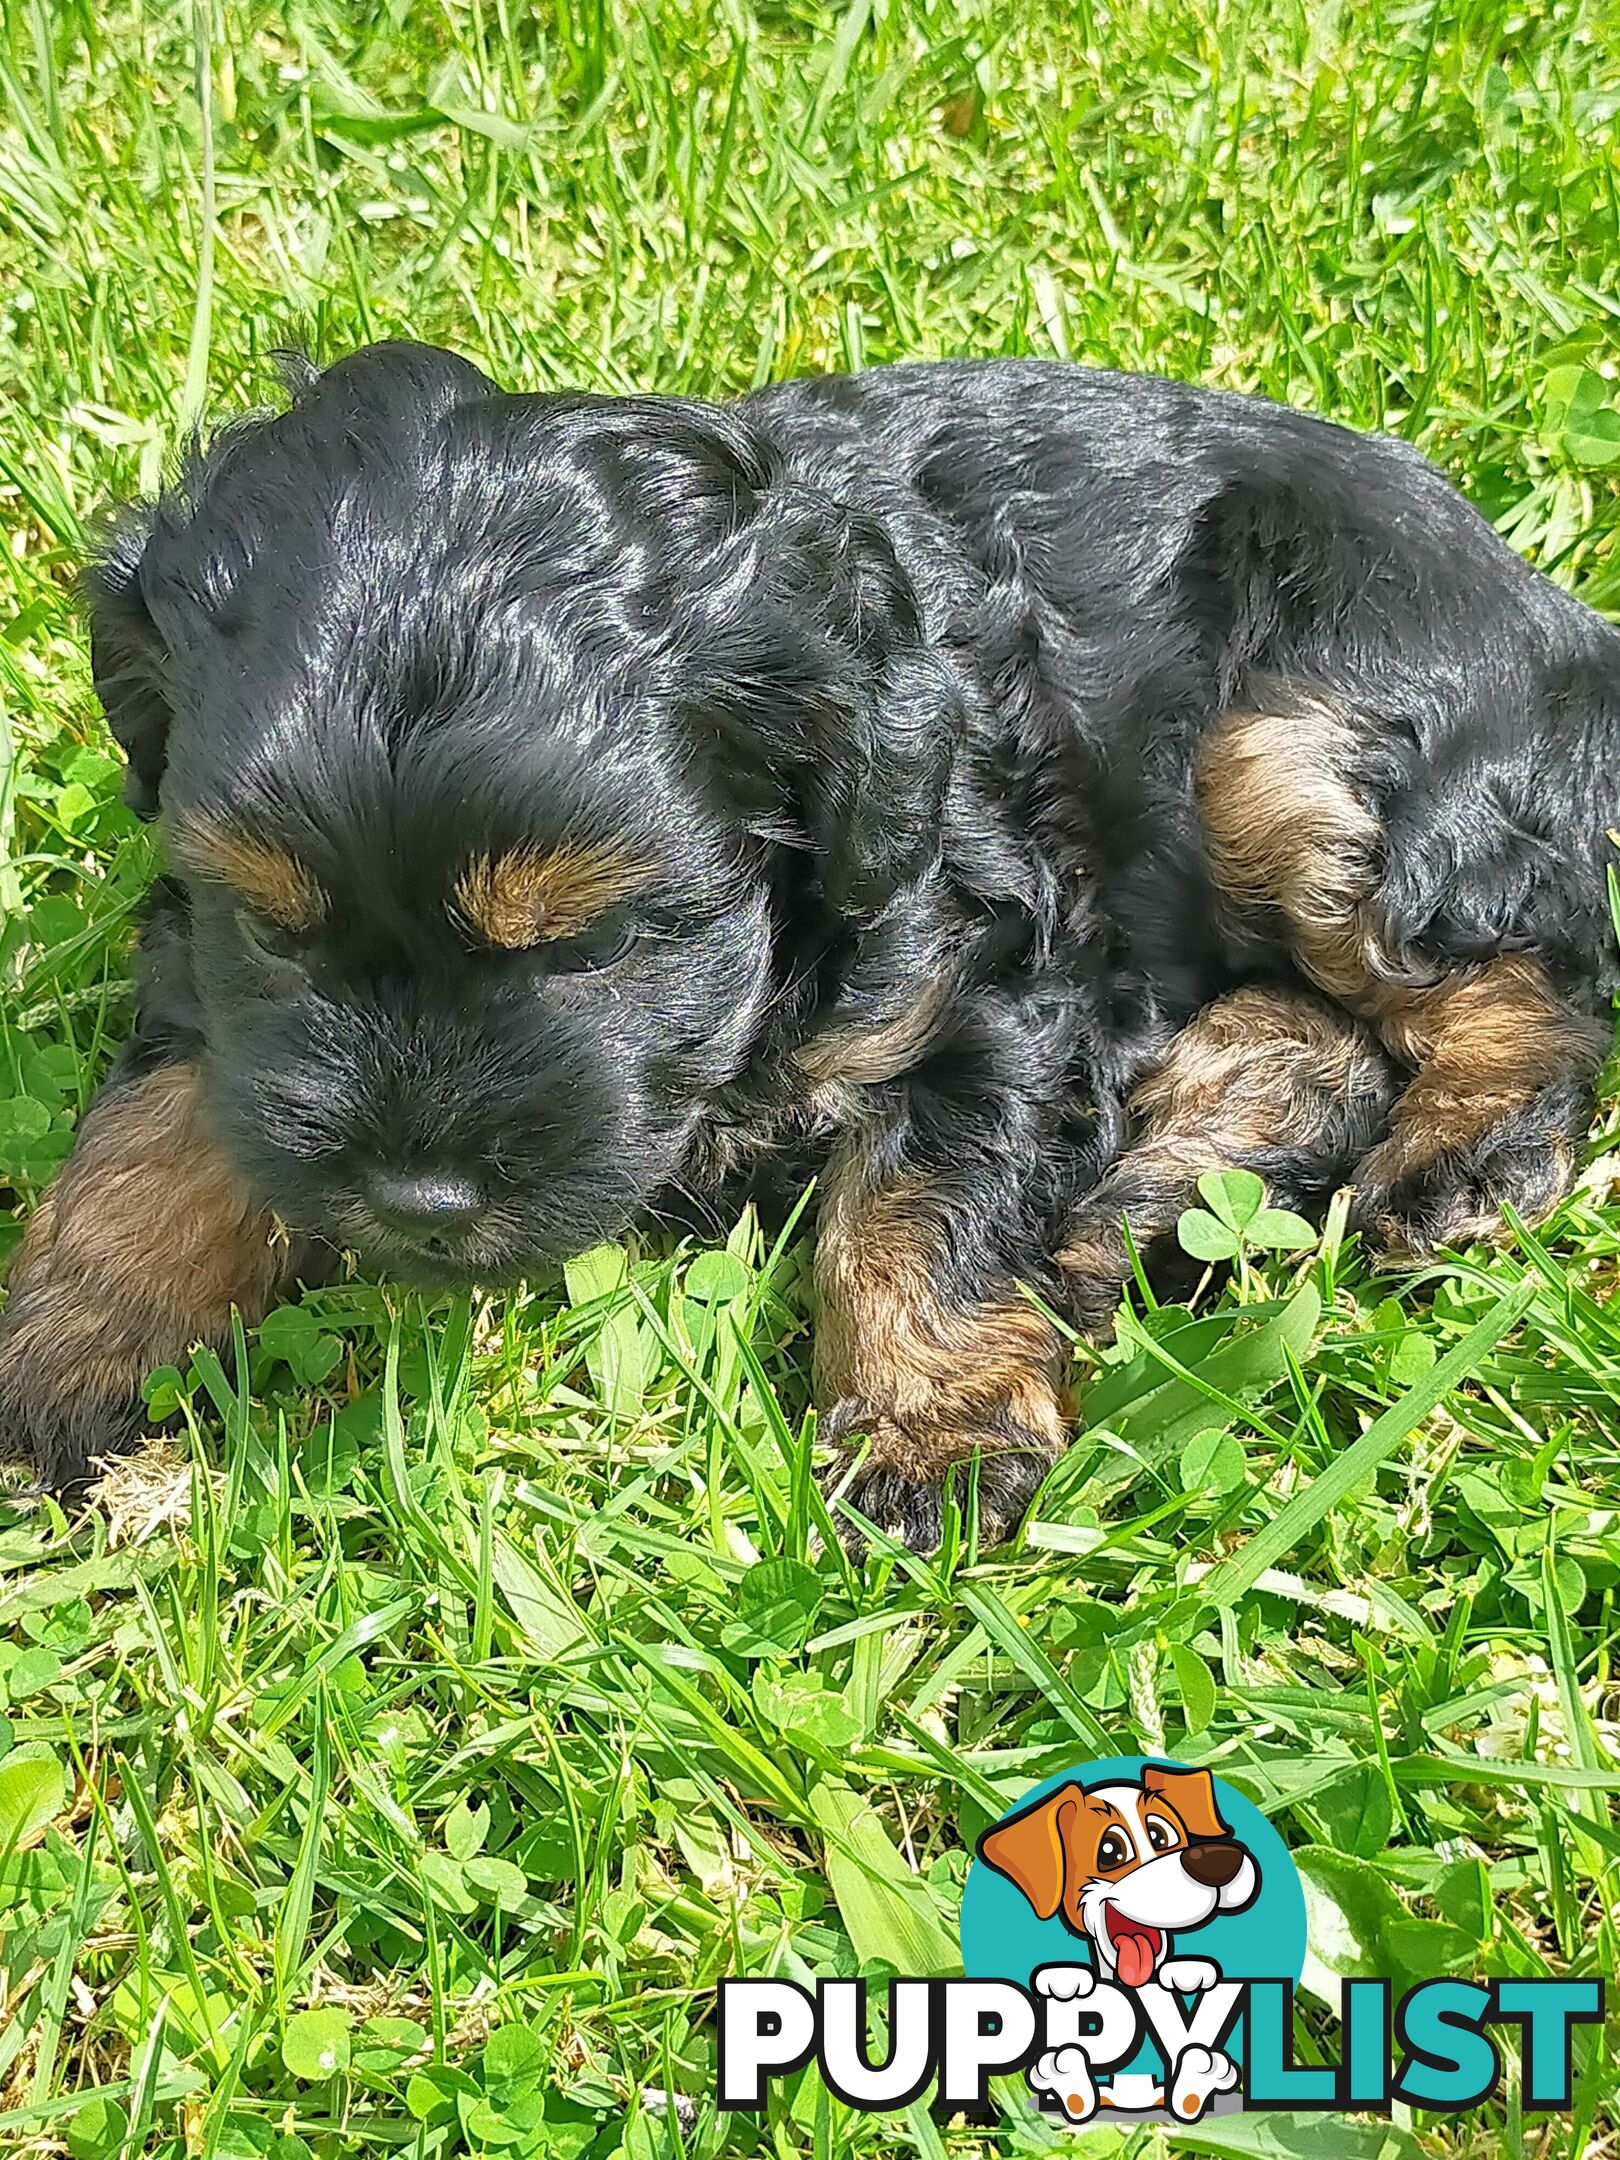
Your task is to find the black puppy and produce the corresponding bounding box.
[2,344,1614,1548]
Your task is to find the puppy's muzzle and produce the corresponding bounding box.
[1180,1840,1247,1889]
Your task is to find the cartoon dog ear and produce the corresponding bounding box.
[82,503,171,819]
[976,1784,1083,1921]
[1141,1765,1231,1842]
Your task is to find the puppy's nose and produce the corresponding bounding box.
[1182,1840,1246,1888]
[366,1168,486,1239]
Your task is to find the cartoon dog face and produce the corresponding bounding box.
[978,1765,1258,1988]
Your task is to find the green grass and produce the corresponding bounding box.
[2,1,1620,2155]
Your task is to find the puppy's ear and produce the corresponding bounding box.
[1141,1764,1231,1842]
[82,504,170,819]
[802,636,960,924]
[688,493,960,925]
[977,1783,1082,1920]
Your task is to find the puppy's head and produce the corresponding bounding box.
[86,344,961,1279]
[978,1766,1259,1987]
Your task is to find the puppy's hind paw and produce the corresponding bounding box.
[1168,2044,1239,2122]
[1352,1101,1578,1264]
[1053,1218,1132,1340]
[1029,2045,1099,2125]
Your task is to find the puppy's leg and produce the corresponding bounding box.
[1198,695,1609,1260]
[1057,987,1397,1332]
[813,1138,1072,1554]
[0,1057,298,1489]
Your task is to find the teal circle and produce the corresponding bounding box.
[960,1754,1305,2092]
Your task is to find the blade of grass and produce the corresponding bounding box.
[1197,1275,1537,1606]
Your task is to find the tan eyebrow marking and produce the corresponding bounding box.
[454,842,653,949]
[167,811,326,931]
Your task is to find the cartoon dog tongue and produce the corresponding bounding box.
[1105,1908,1162,1988]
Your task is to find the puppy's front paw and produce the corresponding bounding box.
[818,1400,1057,1557]
[1352,1100,1576,1262]
[0,1219,174,1492]
[0,1062,301,1493]
[1033,1962,1097,2001]
[0,1326,150,1493]
[1158,1957,1221,1994]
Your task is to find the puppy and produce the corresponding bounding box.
[979,1764,1258,1989]
[2,344,1615,1548]
[982,1766,1256,2125]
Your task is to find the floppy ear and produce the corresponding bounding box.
[798,635,962,925]
[1141,1764,1231,1841]
[686,492,962,926]
[976,1783,1082,1921]
[82,504,171,819]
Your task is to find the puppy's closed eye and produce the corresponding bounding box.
[237,909,314,970]
[542,907,640,975]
